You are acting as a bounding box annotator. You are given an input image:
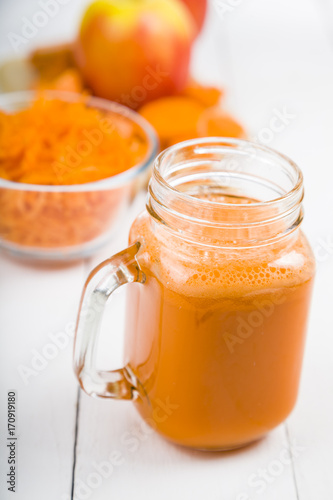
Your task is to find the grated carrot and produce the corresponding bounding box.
[0,96,148,249]
[0,96,147,185]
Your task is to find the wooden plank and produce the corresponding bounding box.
[75,396,298,500]
[0,255,85,500]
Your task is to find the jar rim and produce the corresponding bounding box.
[147,138,304,248]
[153,137,303,209]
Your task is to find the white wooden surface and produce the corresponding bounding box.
[1,0,333,498]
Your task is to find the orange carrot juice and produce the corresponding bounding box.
[123,141,315,450]
[124,204,314,450]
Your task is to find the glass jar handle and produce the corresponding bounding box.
[73,242,145,400]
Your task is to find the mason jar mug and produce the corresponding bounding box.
[74,138,315,451]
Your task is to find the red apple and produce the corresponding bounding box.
[74,0,195,108]
[180,0,207,34]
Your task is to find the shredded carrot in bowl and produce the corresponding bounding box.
[0,94,153,255]
[0,96,148,185]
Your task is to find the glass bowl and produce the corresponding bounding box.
[0,91,158,261]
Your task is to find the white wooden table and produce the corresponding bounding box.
[1,0,333,498]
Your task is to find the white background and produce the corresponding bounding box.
[0,0,333,499]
